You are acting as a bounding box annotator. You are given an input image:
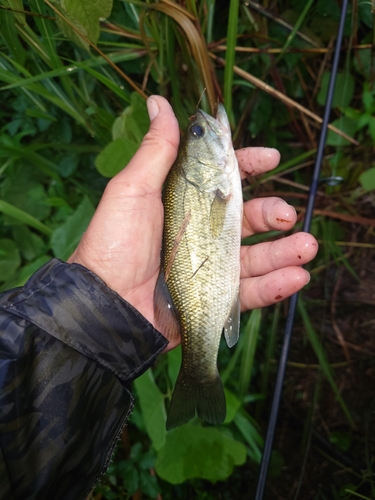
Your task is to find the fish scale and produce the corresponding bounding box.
[154,104,243,430]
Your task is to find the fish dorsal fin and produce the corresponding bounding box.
[154,269,180,342]
[210,189,230,239]
[223,294,240,348]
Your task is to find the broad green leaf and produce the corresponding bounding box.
[155,425,246,483]
[55,0,113,49]
[224,389,241,424]
[353,47,372,78]
[326,117,358,147]
[12,225,46,261]
[50,196,95,260]
[167,345,181,386]
[133,370,167,451]
[138,470,160,498]
[95,137,138,178]
[0,238,21,281]
[57,152,79,178]
[0,171,51,222]
[138,450,156,470]
[359,168,375,192]
[130,442,143,462]
[120,463,139,495]
[0,255,51,291]
[53,3,90,52]
[112,93,149,143]
[358,0,374,28]
[317,72,355,109]
[362,84,375,113]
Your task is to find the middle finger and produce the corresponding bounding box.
[240,232,318,279]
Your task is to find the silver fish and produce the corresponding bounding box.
[154,104,243,430]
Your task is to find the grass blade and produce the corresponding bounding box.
[223,0,239,122]
[0,200,53,236]
[239,309,261,400]
[298,297,356,429]
[276,0,315,63]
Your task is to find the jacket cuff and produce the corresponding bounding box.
[0,258,168,384]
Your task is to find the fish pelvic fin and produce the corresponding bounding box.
[154,269,180,342]
[166,370,226,430]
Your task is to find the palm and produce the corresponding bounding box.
[69,184,164,323]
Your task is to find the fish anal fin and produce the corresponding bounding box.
[223,295,240,348]
[154,270,180,343]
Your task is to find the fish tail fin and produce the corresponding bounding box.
[166,370,226,430]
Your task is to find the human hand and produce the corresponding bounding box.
[68,96,318,349]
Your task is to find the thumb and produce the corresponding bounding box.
[114,95,180,193]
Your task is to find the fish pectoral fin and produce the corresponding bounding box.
[209,191,228,238]
[223,294,240,348]
[154,270,180,342]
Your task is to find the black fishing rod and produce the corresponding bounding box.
[254,0,349,498]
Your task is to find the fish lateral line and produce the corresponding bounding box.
[164,209,191,282]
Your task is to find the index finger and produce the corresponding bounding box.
[236,147,280,179]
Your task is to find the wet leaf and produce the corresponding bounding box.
[139,470,159,498]
[359,168,375,192]
[50,196,95,260]
[0,238,21,281]
[224,389,241,424]
[95,137,138,178]
[134,370,167,451]
[155,424,246,483]
[54,0,113,49]
[0,170,51,222]
[0,255,51,291]
[12,225,46,261]
[326,117,358,147]
[57,152,79,178]
[317,72,355,109]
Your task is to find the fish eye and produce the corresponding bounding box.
[190,124,204,139]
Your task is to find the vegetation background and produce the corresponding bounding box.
[0,0,374,498]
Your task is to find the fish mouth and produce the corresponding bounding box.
[195,103,231,138]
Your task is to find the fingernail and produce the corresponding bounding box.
[147,97,159,122]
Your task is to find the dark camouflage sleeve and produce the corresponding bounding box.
[0,258,168,500]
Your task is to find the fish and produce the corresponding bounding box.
[154,104,243,430]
